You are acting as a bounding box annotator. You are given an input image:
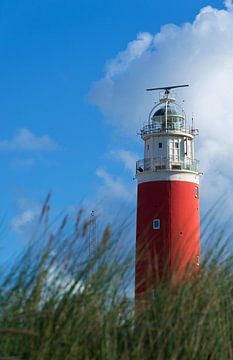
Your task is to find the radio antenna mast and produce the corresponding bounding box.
[89,211,97,257]
[146,84,189,95]
[192,112,194,130]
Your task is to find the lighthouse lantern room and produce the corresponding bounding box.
[135,85,200,299]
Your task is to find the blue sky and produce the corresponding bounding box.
[0,0,230,260]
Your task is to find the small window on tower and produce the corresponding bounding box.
[153,219,160,230]
[175,142,179,149]
[159,143,162,149]
[195,186,199,199]
[147,144,149,150]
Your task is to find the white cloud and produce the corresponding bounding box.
[90,1,233,211]
[225,0,233,11]
[106,32,153,80]
[46,264,84,297]
[11,209,38,233]
[96,168,134,200]
[82,167,136,229]
[0,128,59,151]
[111,150,138,174]
[10,195,41,234]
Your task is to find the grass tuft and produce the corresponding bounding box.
[0,203,233,359]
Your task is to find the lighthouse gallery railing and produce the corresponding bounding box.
[140,124,198,137]
[136,157,199,173]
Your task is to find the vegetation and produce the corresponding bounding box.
[0,200,233,359]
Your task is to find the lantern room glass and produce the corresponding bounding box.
[151,103,185,132]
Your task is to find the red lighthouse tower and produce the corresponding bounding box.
[135,85,200,299]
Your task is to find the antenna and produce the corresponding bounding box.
[89,211,97,257]
[191,113,199,136]
[146,84,189,94]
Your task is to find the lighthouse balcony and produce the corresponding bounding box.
[140,124,196,138]
[136,157,199,174]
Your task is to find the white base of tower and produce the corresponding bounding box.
[137,170,199,185]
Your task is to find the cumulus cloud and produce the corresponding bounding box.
[90,1,233,211]
[11,195,41,234]
[106,32,153,80]
[111,150,138,175]
[0,128,59,151]
[11,209,38,233]
[82,167,136,229]
[225,0,233,10]
[96,168,134,201]
[46,264,84,297]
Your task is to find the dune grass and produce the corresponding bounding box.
[0,204,233,359]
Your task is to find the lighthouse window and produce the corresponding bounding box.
[153,219,160,230]
[175,142,179,149]
[159,143,162,148]
[195,186,199,199]
[147,144,149,150]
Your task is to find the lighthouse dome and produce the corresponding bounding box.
[151,102,185,132]
[152,103,184,117]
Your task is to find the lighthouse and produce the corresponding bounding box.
[135,85,200,299]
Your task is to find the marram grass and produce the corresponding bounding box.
[0,205,233,359]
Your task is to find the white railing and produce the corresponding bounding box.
[140,124,196,137]
[136,157,199,173]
